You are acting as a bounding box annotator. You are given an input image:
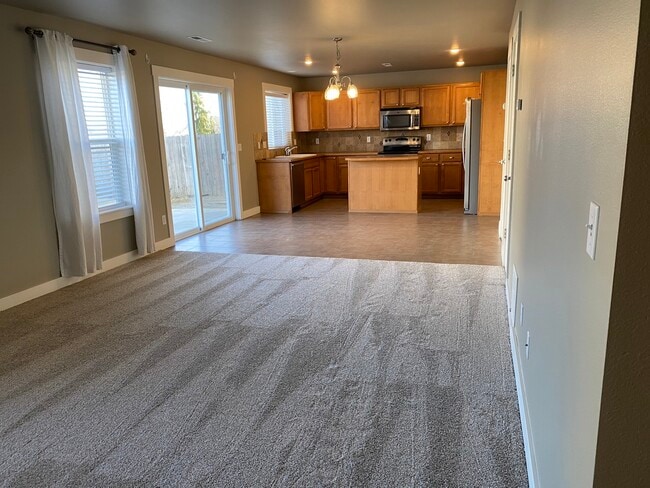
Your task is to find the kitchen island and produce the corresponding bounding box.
[346,155,420,213]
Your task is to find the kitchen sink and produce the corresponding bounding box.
[268,153,318,161]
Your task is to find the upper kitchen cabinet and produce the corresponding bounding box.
[421,85,451,126]
[353,89,381,129]
[293,91,326,131]
[450,82,481,125]
[326,94,354,130]
[381,87,420,108]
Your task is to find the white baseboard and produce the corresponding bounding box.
[509,320,539,488]
[155,237,175,251]
[0,250,141,312]
[241,206,260,219]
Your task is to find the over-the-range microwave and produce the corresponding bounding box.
[380,107,421,131]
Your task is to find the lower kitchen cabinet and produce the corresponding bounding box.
[256,157,324,213]
[323,156,349,195]
[419,152,464,197]
[336,157,348,194]
[420,155,440,193]
[304,159,323,201]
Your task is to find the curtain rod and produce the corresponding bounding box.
[25,27,137,56]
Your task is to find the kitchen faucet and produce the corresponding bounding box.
[284,145,298,156]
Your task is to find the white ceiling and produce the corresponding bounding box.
[7,0,516,76]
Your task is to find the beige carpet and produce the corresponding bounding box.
[0,251,528,486]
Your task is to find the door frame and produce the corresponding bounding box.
[501,11,522,275]
[151,66,243,244]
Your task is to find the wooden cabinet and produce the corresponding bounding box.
[295,83,479,131]
[322,155,348,195]
[419,153,440,194]
[293,91,326,131]
[418,152,464,197]
[337,158,349,194]
[450,82,481,125]
[381,87,420,107]
[304,159,322,201]
[324,156,338,193]
[421,85,451,126]
[256,157,325,213]
[326,95,354,129]
[478,69,507,215]
[440,162,464,194]
[353,89,380,129]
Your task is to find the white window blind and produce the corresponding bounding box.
[264,90,292,149]
[77,61,130,211]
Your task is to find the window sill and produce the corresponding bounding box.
[100,207,134,224]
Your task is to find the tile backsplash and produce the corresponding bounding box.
[296,127,462,154]
[253,127,462,160]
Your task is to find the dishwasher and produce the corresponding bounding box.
[290,162,306,209]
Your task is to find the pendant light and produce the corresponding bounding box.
[324,37,358,101]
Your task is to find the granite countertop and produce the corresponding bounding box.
[346,155,419,162]
[257,148,462,163]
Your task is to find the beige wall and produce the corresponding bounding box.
[506,0,640,486]
[594,1,650,485]
[0,3,301,298]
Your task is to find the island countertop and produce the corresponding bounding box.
[346,155,419,162]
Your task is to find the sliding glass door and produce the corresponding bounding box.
[158,80,234,239]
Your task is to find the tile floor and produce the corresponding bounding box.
[174,198,502,266]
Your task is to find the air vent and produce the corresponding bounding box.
[188,35,212,43]
[381,62,393,67]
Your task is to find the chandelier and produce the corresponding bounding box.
[324,37,358,101]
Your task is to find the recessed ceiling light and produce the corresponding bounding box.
[304,57,313,66]
[456,59,465,67]
[382,62,392,67]
[187,35,212,43]
[288,70,296,73]
[449,47,461,55]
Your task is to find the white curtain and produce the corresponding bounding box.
[114,46,156,255]
[35,30,102,277]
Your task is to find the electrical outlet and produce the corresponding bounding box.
[237,143,242,151]
[293,138,297,145]
[525,331,530,359]
[426,133,432,142]
[162,214,167,226]
[315,138,320,145]
[366,136,371,143]
[262,141,267,149]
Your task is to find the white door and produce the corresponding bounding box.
[153,68,241,242]
[500,11,522,272]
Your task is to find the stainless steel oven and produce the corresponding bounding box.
[380,107,421,131]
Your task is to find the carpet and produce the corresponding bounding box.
[0,251,528,487]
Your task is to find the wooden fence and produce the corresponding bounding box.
[164,134,226,201]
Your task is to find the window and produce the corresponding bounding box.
[263,83,293,149]
[76,49,131,212]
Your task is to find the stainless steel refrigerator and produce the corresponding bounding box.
[462,98,481,215]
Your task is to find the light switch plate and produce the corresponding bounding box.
[315,138,320,145]
[366,136,371,143]
[586,202,600,260]
[426,133,432,142]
